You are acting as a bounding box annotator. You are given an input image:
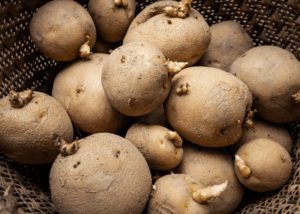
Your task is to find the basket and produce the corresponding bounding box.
[0,0,299,213]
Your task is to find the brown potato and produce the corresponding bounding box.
[50,133,152,214]
[230,46,300,123]
[123,0,210,65]
[165,66,252,147]
[0,90,73,164]
[88,0,136,42]
[198,21,253,71]
[30,0,96,61]
[102,42,172,116]
[231,119,292,154]
[52,54,127,134]
[148,174,229,214]
[125,123,183,170]
[176,144,244,214]
[234,138,292,192]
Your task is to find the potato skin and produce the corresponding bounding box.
[102,42,171,116]
[199,21,253,71]
[88,0,136,42]
[148,174,211,214]
[230,46,300,123]
[231,119,292,154]
[52,54,127,134]
[165,66,252,147]
[50,133,152,214]
[123,0,210,65]
[234,138,292,192]
[125,123,183,170]
[176,144,244,214]
[0,92,73,164]
[30,0,96,61]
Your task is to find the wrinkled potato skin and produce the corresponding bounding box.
[165,67,252,147]
[235,138,292,192]
[30,0,96,61]
[102,42,171,116]
[88,0,136,42]
[52,54,127,134]
[125,123,183,170]
[0,92,73,164]
[176,144,244,214]
[148,174,211,214]
[199,21,253,71]
[230,46,300,123]
[231,120,292,154]
[124,1,210,65]
[50,133,151,214]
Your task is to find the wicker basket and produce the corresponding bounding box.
[0,0,299,213]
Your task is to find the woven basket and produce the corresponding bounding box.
[0,0,299,213]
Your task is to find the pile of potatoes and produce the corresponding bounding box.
[0,0,299,213]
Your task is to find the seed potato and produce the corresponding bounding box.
[234,138,292,192]
[230,46,300,123]
[30,0,96,61]
[126,123,183,170]
[50,133,152,214]
[0,90,73,164]
[124,0,210,65]
[52,54,127,134]
[165,66,252,147]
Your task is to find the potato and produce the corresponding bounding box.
[148,174,228,214]
[123,0,210,65]
[30,0,96,61]
[136,105,168,126]
[52,54,127,134]
[176,144,244,214]
[0,90,73,164]
[234,138,292,192]
[231,119,292,154]
[92,39,119,54]
[102,41,183,116]
[125,123,183,170]
[50,133,151,214]
[88,0,136,42]
[165,66,252,147]
[230,46,300,123]
[198,21,253,71]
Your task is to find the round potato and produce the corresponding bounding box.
[149,174,228,214]
[88,0,136,42]
[0,90,73,164]
[230,46,300,123]
[52,54,127,134]
[50,133,152,214]
[123,0,210,65]
[234,138,292,192]
[231,119,292,154]
[165,66,252,147]
[30,0,96,61]
[126,123,183,170]
[102,42,172,116]
[176,144,244,214]
[198,21,253,71]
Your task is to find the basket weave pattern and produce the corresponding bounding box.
[0,0,299,213]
